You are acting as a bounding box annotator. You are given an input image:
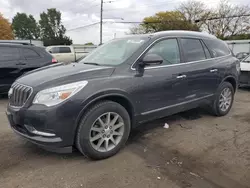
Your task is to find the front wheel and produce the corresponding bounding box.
[76,101,131,160]
[210,82,235,116]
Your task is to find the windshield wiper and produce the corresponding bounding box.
[83,62,100,66]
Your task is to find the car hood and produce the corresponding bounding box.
[17,63,115,87]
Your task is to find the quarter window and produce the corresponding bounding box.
[145,39,181,65]
[181,38,206,62]
[204,39,230,57]
[0,47,20,61]
[23,48,40,59]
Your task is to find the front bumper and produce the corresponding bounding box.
[6,102,81,153]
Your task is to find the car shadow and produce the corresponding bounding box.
[128,107,207,144]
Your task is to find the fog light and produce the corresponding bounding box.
[24,124,55,137]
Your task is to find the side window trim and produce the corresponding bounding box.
[200,40,212,59]
[135,37,182,68]
[130,37,232,70]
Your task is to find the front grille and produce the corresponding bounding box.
[9,83,32,107]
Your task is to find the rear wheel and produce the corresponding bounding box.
[210,82,235,116]
[76,101,131,160]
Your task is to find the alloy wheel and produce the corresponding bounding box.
[89,112,125,152]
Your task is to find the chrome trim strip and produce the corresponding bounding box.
[141,94,214,115]
[11,127,62,142]
[9,82,33,108]
[130,36,231,70]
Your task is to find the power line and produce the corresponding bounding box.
[195,14,250,22]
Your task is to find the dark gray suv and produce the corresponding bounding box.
[0,42,57,94]
[6,31,239,159]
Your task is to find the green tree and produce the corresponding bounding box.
[39,8,72,46]
[0,13,14,40]
[12,13,40,39]
[84,42,94,45]
[129,11,199,34]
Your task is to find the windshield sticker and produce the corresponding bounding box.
[127,40,144,44]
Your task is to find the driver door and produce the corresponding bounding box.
[133,38,190,118]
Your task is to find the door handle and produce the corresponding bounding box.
[176,75,187,79]
[16,63,26,65]
[210,69,218,73]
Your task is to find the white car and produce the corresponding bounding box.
[46,45,96,63]
[240,55,250,86]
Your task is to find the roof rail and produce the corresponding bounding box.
[0,41,34,46]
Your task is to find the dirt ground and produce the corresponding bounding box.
[0,89,250,188]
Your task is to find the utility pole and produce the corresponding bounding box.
[100,0,103,45]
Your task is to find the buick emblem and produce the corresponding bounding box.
[8,88,13,99]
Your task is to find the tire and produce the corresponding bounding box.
[210,82,235,116]
[76,101,131,160]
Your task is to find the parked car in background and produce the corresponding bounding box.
[226,40,250,57]
[46,45,97,63]
[239,55,250,86]
[6,31,239,160]
[0,42,57,94]
[236,52,249,61]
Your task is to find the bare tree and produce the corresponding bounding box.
[178,0,209,29]
[202,0,250,38]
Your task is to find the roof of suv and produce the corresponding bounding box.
[124,30,217,40]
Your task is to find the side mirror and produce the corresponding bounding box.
[142,53,163,66]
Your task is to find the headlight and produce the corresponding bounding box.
[33,81,88,107]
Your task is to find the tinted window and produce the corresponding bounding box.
[0,47,20,61]
[23,48,40,59]
[181,39,206,62]
[59,47,71,53]
[50,47,60,54]
[145,39,180,65]
[204,39,230,57]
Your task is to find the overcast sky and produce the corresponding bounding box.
[1,0,249,44]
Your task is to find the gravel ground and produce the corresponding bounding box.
[0,89,250,188]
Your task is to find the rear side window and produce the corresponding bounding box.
[0,47,20,61]
[204,39,230,57]
[59,47,71,53]
[181,38,206,62]
[22,48,40,59]
[50,47,60,54]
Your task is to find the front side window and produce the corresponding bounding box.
[80,37,149,66]
[23,48,40,59]
[181,38,206,62]
[59,47,71,53]
[0,47,20,61]
[144,38,181,65]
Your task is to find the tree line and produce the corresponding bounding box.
[0,8,72,46]
[129,0,250,40]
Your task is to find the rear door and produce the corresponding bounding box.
[180,38,220,99]
[0,46,22,93]
[19,47,48,74]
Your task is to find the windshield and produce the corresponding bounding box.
[80,37,149,66]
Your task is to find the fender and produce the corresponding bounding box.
[220,75,238,91]
[75,89,136,129]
